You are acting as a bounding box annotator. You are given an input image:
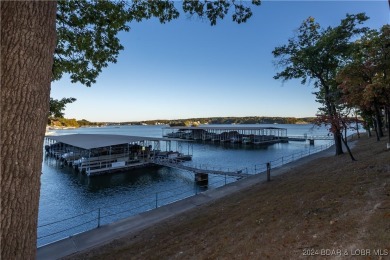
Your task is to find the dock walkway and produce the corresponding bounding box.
[287,135,334,142]
[150,157,250,178]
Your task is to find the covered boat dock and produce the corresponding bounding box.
[163,126,288,144]
[44,134,192,176]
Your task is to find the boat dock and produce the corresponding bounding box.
[44,133,252,184]
[162,126,288,145]
[44,134,192,176]
[44,131,332,179]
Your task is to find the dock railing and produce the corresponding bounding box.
[287,134,335,140]
[38,139,336,247]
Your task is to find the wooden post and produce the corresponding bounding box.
[266,162,271,182]
[97,208,101,228]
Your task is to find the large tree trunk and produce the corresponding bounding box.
[333,130,344,155]
[323,85,343,156]
[373,116,380,142]
[1,2,56,259]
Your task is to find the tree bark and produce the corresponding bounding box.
[1,2,56,259]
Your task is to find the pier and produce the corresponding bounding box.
[286,134,334,145]
[151,156,250,177]
[163,126,288,144]
[151,156,250,185]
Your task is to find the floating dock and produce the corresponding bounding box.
[162,126,288,145]
[44,134,192,176]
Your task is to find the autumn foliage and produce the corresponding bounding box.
[274,14,389,158]
[337,25,390,142]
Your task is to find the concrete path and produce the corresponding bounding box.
[37,143,343,260]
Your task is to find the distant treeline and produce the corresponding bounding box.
[130,116,315,126]
[49,118,104,128]
[51,116,316,128]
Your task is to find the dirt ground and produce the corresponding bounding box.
[66,135,390,260]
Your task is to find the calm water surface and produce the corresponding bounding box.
[38,124,345,246]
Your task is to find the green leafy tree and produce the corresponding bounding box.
[1,1,260,258]
[54,0,260,86]
[272,13,368,155]
[49,97,76,118]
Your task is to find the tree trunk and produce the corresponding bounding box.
[373,116,380,142]
[340,134,356,161]
[340,120,355,160]
[344,127,347,145]
[323,86,343,156]
[1,2,56,259]
[355,112,360,138]
[387,106,390,149]
[333,131,344,155]
[385,106,389,132]
[374,103,384,137]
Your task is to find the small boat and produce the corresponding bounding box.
[242,137,252,144]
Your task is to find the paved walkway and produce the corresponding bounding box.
[37,144,341,260]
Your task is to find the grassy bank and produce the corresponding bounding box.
[67,135,389,259]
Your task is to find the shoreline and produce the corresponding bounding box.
[37,139,341,259]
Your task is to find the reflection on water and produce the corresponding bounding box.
[38,124,352,246]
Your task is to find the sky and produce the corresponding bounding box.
[51,1,390,122]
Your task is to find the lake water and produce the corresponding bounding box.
[38,124,349,246]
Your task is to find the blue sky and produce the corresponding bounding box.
[51,1,389,122]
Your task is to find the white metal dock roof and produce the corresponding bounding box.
[46,134,169,150]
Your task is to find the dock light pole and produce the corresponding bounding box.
[266,162,271,182]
